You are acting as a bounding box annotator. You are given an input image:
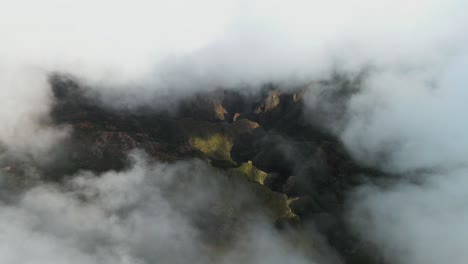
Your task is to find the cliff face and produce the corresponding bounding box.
[47,75,382,264]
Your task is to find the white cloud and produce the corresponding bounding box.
[0,153,320,264]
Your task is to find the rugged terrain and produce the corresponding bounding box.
[14,74,384,263]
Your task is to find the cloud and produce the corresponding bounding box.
[0,152,325,264]
[338,33,468,264]
[0,0,466,155]
[349,168,468,264]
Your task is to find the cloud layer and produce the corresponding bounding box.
[0,0,466,155]
[0,153,325,264]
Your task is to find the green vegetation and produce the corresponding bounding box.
[231,161,268,184]
[189,133,234,162]
[249,183,298,220]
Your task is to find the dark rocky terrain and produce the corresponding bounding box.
[30,74,385,264]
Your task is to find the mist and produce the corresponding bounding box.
[348,168,468,264]
[1,0,466,153]
[1,0,468,264]
[0,152,328,264]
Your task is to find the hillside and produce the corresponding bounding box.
[25,75,386,264]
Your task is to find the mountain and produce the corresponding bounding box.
[35,74,383,263]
